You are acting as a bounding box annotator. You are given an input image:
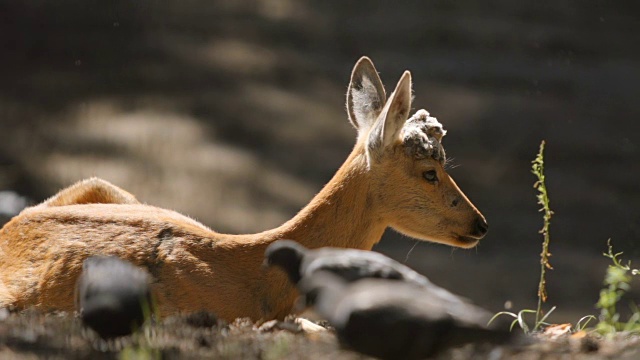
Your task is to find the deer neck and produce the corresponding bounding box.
[274,145,387,250]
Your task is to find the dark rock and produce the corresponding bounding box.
[300,271,513,360]
[76,256,152,339]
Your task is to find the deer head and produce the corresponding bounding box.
[347,57,487,248]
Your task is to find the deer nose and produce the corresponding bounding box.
[474,217,489,237]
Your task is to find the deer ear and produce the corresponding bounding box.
[366,71,412,161]
[346,57,386,135]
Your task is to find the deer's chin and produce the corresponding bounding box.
[407,231,480,249]
[452,235,480,249]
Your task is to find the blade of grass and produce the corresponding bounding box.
[533,306,557,332]
[575,315,596,331]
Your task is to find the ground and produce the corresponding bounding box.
[2,309,640,359]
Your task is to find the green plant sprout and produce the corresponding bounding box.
[575,315,597,332]
[595,239,640,336]
[489,306,557,334]
[489,140,556,333]
[491,143,640,337]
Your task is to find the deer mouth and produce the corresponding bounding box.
[454,234,481,248]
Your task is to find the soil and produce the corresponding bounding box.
[2,309,640,360]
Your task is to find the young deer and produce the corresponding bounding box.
[0,57,487,322]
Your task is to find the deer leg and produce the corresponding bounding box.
[39,177,140,207]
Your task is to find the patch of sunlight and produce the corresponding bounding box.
[257,0,306,21]
[241,82,349,143]
[37,99,316,233]
[200,39,278,75]
[41,153,140,191]
[162,35,279,75]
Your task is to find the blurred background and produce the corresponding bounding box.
[1,1,638,322]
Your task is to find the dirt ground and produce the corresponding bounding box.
[2,309,640,360]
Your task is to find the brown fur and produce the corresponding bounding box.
[35,178,140,208]
[0,57,486,322]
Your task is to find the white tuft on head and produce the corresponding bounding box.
[401,109,447,163]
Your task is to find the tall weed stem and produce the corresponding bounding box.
[532,140,554,327]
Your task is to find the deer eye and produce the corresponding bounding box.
[423,170,438,183]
